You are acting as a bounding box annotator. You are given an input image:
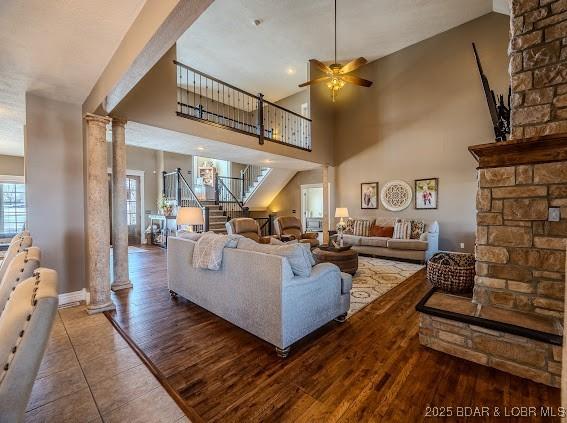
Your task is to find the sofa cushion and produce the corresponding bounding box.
[393,219,411,239]
[387,238,428,251]
[359,237,389,247]
[353,219,372,237]
[237,237,312,277]
[341,234,362,246]
[369,225,394,238]
[410,220,425,239]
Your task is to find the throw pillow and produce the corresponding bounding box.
[410,220,425,240]
[353,219,372,237]
[237,238,312,277]
[393,219,412,239]
[344,218,355,234]
[370,225,394,238]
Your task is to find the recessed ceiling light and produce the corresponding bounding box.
[286,67,296,75]
[197,147,205,151]
[264,159,273,163]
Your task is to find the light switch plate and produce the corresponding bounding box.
[549,207,560,222]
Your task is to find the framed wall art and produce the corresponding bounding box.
[360,182,378,209]
[415,178,438,209]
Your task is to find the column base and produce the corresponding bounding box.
[87,300,116,314]
[111,280,133,291]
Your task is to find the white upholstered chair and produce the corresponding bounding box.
[0,247,41,317]
[0,268,58,422]
[0,236,32,282]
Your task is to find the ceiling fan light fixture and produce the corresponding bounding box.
[297,0,373,100]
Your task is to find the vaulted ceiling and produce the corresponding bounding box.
[177,0,508,103]
[0,0,146,156]
[0,0,510,157]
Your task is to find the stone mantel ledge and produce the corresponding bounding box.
[469,133,567,169]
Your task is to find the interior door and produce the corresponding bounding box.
[126,175,141,245]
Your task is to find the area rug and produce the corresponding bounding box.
[347,256,424,318]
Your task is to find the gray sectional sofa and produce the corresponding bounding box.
[337,218,439,262]
[167,236,351,357]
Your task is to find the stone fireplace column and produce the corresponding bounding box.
[111,118,132,291]
[85,114,115,314]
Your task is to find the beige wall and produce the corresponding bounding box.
[25,94,85,294]
[268,167,336,228]
[275,89,309,117]
[0,155,24,176]
[333,13,509,252]
[164,151,192,178]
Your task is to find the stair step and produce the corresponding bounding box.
[209,218,226,223]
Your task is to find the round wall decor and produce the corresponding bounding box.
[381,180,413,211]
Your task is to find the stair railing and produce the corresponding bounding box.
[241,165,269,203]
[175,60,312,151]
[163,169,209,232]
[215,175,249,221]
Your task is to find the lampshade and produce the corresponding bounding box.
[176,207,204,225]
[335,207,349,218]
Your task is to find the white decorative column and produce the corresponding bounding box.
[85,114,115,314]
[111,118,132,291]
[322,165,329,245]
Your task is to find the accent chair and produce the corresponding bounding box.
[0,235,32,282]
[225,218,270,243]
[0,268,58,422]
[274,216,320,248]
[0,247,41,316]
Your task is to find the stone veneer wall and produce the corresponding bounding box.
[419,314,561,387]
[474,163,566,317]
[510,0,567,138]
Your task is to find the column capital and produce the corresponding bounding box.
[84,113,111,126]
[111,116,128,127]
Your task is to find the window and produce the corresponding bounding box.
[1,182,26,235]
[126,177,137,226]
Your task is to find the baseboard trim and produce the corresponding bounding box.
[58,289,89,308]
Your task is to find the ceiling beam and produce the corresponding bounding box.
[82,0,214,114]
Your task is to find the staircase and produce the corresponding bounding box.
[242,165,270,204]
[202,201,228,233]
[163,168,271,235]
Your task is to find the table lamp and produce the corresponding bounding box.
[335,207,349,247]
[176,207,205,233]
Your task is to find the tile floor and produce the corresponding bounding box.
[24,304,189,423]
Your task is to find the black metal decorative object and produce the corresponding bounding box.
[472,43,511,142]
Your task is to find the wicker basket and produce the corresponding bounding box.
[427,252,475,294]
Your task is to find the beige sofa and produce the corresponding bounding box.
[337,218,439,262]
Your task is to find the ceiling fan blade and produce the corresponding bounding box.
[339,57,368,74]
[341,74,373,87]
[298,76,331,88]
[309,59,332,75]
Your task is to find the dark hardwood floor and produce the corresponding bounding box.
[107,246,560,422]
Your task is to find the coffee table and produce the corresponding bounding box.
[312,247,358,275]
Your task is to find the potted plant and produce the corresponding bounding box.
[157,195,174,216]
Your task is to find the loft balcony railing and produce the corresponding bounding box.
[175,60,312,152]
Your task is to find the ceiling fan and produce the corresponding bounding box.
[298,0,373,101]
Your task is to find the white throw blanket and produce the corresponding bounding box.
[192,232,239,271]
